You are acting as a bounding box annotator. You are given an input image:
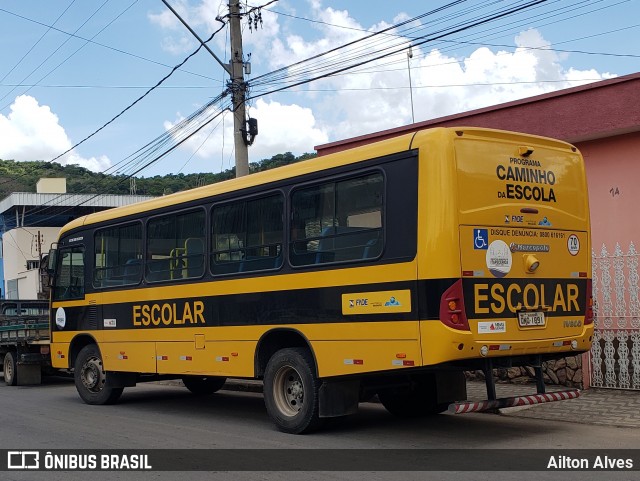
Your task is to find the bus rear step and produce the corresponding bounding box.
[448,389,581,414]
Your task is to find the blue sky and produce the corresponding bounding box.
[0,0,637,177]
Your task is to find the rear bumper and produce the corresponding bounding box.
[449,388,580,414]
[420,320,593,366]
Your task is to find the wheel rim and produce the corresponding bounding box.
[272,364,305,417]
[4,356,13,383]
[80,355,105,393]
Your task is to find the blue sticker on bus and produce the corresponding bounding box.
[474,229,489,250]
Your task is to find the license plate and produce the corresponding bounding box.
[518,311,546,328]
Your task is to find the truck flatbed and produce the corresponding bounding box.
[0,301,51,386]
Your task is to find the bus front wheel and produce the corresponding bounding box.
[182,376,227,395]
[263,348,324,434]
[74,344,124,405]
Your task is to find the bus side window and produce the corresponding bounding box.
[212,193,284,275]
[290,172,383,266]
[93,222,142,288]
[185,238,205,278]
[146,209,205,283]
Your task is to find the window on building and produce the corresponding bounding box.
[26,260,40,270]
[290,172,384,266]
[94,223,143,288]
[211,194,284,275]
[146,209,205,282]
[5,279,18,300]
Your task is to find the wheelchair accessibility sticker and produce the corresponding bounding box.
[474,229,489,250]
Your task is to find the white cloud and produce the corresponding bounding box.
[164,98,328,166]
[148,0,278,56]
[307,27,616,140]
[160,35,195,55]
[152,1,616,163]
[148,0,193,30]
[0,95,111,172]
[245,98,328,158]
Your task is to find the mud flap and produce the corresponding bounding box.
[16,363,41,385]
[436,371,467,404]
[319,380,360,418]
[107,371,137,388]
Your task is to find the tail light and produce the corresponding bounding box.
[439,279,470,331]
[585,278,594,325]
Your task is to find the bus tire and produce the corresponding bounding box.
[378,376,448,417]
[182,376,227,395]
[3,351,17,386]
[74,344,123,405]
[263,347,324,434]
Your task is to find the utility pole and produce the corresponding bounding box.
[407,46,415,124]
[229,1,249,177]
[162,0,256,177]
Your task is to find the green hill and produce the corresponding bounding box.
[0,152,316,197]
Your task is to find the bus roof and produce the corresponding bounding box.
[58,131,419,237]
[58,127,579,237]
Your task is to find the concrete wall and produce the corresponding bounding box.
[36,178,67,194]
[581,132,640,252]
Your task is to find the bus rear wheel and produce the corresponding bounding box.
[182,376,227,395]
[263,348,324,434]
[378,375,448,417]
[3,351,17,386]
[74,344,123,405]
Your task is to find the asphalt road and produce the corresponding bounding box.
[0,375,639,481]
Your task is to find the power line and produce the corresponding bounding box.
[0,6,222,87]
[49,22,227,163]
[250,0,472,87]
[4,19,636,92]
[254,0,633,87]
[248,1,549,99]
[1,0,144,113]
[0,16,229,200]
[251,0,632,90]
[16,96,232,226]
[250,0,554,88]
[0,84,213,89]
[0,0,77,85]
[0,0,113,107]
[249,77,611,94]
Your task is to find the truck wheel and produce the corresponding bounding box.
[3,351,17,386]
[74,344,123,405]
[182,376,227,395]
[263,347,324,434]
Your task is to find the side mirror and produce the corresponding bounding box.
[47,245,58,275]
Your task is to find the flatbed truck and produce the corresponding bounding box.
[0,300,51,386]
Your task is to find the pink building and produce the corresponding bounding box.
[316,72,640,390]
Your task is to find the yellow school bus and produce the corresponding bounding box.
[48,127,592,433]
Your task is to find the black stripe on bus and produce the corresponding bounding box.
[53,277,587,333]
[56,280,421,332]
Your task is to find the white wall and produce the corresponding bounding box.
[3,227,60,299]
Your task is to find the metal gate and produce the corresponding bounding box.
[591,243,640,389]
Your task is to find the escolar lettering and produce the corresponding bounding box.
[474,282,579,315]
[132,301,205,327]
